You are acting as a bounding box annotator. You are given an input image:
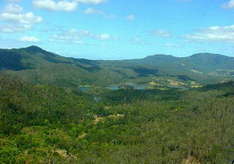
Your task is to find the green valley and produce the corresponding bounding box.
[1,46,234,90]
[0,46,234,163]
[0,75,234,163]
[1,0,234,163]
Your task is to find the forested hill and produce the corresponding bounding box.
[0,46,234,88]
[0,75,234,163]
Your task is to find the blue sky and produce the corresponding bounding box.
[0,0,234,59]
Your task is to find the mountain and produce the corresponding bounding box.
[0,46,234,88]
[133,53,234,72]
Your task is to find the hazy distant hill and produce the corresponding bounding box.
[132,53,234,72]
[0,46,233,88]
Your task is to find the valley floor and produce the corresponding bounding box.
[0,76,234,163]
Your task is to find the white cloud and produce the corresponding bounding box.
[126,14,135,21]
[185,25,234,42]
[33,0,106,12]
[4,4,23,13]
[0,24,31,32]
[33,0,77,12]
[52,29,86,42]
[84,8,104,15]
[152,30,171,38]
[20,36,40,42]
[97,33,111,40]
[0,4,42,32]
[222,0,234,8]
[0,12,42,24]
[76,0,106,5]
[83,8,115,18]
[51,28,114,43]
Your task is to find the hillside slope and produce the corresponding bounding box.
[0,75,234,163]
[0,46,233,88]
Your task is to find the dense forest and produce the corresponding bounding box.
[1,0,234,162]
[0,74,234,163]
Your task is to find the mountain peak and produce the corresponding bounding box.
[144,54,174,59]
[23,45,45,52]
[21,45,57,57]
[20,46,59,60]
[190,53,227,58]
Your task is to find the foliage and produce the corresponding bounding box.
[0,74,234,163]
[1,46,234,89]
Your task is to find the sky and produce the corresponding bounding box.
[0,0,234,59]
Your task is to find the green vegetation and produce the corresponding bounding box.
[1,46,234,163]
[0,74,234,163]
[1,46,234,89]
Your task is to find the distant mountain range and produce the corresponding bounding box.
[0,45,233,88]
